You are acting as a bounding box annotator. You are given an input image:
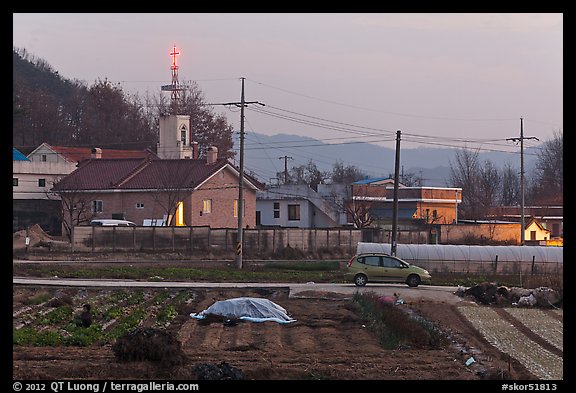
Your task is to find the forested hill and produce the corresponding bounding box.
[13,48,158,155]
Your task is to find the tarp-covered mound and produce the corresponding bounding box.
[190,297,296,324]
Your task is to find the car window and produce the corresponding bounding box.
[363,256,381,267]
[382,256,403,268]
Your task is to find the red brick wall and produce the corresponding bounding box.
[61,167,257,229]
[190,167,257,228]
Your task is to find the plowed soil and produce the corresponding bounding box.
[13,285,558,381]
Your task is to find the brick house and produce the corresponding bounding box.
[347,177,462,226]
[51,147,264,232]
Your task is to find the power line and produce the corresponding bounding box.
[246,78,523,122]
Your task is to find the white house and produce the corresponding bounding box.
[256,184,350,228]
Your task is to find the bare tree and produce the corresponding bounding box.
[477,159,500,212]
[500,162,520,206]
[345,200,373,229]
[344,185,375,229]
[280,160,328,191]
[529,130,563,205]
[448,148,481,220]
[331,160,366,184]
[50,176,97,240]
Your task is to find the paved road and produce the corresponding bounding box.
[12,277,464,304]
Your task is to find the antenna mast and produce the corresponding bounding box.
[161,44,184,113]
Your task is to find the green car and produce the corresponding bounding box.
[345,252,432,287]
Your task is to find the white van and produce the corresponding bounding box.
[90,219,136,227]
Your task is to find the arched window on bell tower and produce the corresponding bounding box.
[180,124,187,146]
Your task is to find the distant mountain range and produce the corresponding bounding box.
[236,132,538,187]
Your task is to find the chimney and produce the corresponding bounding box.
[192,141,199,159]
[206,146,218,164]
[91,147,102,159]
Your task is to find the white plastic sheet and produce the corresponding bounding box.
[190,297,296,324]
[357,242,563,264]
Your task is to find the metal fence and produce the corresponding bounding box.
[72,226,368,254]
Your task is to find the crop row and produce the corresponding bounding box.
[504,308,563,352]
[13,289,195,347]
[456,305,563,380]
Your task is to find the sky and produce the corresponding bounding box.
[13,13,562,177]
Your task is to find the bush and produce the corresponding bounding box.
[352,291,448,350]
[112,327,186,366]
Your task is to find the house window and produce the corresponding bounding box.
[13,178,18,187]
[273,202,280,219]
[41,154,47,162]
[203,199,212,214]
[136,203,145,209]
[92,200,103,213]
[288,204,300,221]
[234,199,245,218]
[38,179,46,187]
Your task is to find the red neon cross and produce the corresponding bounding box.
[170,45,180,70]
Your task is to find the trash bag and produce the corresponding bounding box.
[190,297,296,324]
[517,294,537,307]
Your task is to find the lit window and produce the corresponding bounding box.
[203,199,212,214]
[176,201,184,226]
[234,199,245,218]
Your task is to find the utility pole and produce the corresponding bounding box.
[207,78,264,268]
[278,155,293,184]
[391,130,401,256]
[506,117,538,246]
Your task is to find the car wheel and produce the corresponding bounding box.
[354,274,368,287]
[406,274,421,287]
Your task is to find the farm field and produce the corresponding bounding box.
[12,285,562,381]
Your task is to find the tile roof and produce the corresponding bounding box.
[52,158,150,191]
[120,159,229,189]
[52,158,237,192]
[50,145,157,163]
